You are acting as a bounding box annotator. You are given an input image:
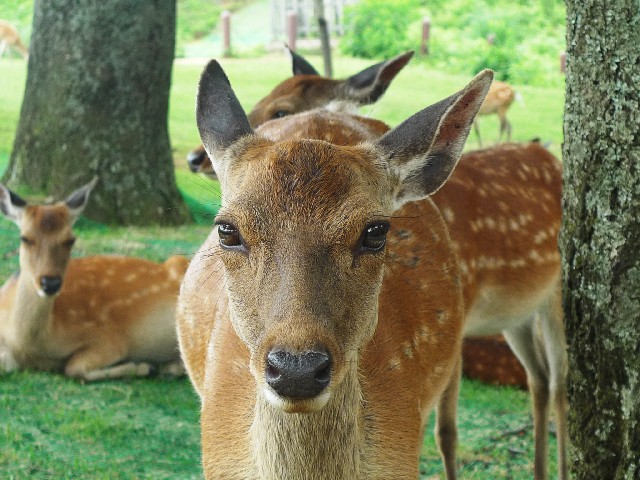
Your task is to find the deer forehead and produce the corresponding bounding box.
[221,139,391,237]
[22,204,72,237]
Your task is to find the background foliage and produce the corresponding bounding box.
[342,0,566,86]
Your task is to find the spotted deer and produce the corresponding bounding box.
[0,178,187,381]
[473,80,517,146]
[186,49,414,176]
[203,102,566,478]
[176,61,492,479]
[0,19,29,59]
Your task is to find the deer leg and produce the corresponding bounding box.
[538,286,569,480]
[435,355,461,480]
[473,120,483,147]
[64,344,154,382]
[159,359,186,377]
[503,322,550,480]
[0,41,7,58]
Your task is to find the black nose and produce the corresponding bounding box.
[186,149,206,172]
[40,276,62,295]
[265,348,332,400]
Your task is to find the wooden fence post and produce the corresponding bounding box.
[421,17,430,55]
[221,10,231,57]
[287,11,297,52]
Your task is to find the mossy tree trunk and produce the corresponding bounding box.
[561,1,640,478]
[3,0,189,225]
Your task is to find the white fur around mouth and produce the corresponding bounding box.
[263,386,331,413]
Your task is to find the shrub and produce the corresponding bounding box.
[340,0,420,59]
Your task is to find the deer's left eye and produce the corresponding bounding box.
[358,222,390,253]
[20,236,35,246]
[63,238,76,248]
[217,222,242,248]
[272,110,290,119]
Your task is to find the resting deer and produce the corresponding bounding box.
[473,80,516,146]
[204,103,567,478]
[0,178,187,381]
[186,49,414,176]
[176,61,492,479]
[0,19,29,59]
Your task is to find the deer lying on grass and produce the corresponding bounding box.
[0,19,29,59]
[186,49,414,176]
[0,178,187,381]
[176,60,492,479]
[473,80,516,146]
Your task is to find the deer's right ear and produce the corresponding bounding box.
[0,183,27,227]
[287,45,320,76]
[196,60,253,177]
[65,176,98,223]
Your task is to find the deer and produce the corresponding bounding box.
[0,19,29,59]
[186,48,414,176]
[187,85,566,477]
[473,80,517,146]
[176,60,493,479]
[0,178,188,381]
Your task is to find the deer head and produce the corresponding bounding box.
[0,178,97,297]
[195,60,492,413]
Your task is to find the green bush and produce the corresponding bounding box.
[341,0,566,87]
[340,0,420,59]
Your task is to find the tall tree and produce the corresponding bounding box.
[3,0,188,225]
[561,1,640,478]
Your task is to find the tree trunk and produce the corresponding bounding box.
[3,0,189,225]
[561,2,640,478]
[313,0,332,78]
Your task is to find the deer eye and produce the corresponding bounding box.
[359,222,390,253]
[272,110,290,119]
[63,238,76,248]
[20,236,35,246]
[217,222,243,249]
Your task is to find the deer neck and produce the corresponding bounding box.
[251,359,365,480]
[5,273,55,347]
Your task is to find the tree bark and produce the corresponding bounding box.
[561,2,640,478]
[3,0,189,225]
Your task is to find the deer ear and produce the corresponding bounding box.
[196,60,253,176]
[65,176,98,223]
[343,51,414,105]
[0,183,27,227]
[377,69,494,209]
[286,45,320,76]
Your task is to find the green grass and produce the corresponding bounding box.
[0,50,564,478]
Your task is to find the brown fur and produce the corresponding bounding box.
[0,200,189,381]
[237,113,567,480]
[177,64,493,479]
[473,81,517,146]
[0,19,29,59]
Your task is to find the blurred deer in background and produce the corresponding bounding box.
[0,178,187,381]
[473,80,517,146]
[186,48,414,177]
[177,60,492,479]
[0,19,29,59]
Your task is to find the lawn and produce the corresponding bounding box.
[0,52,564,479]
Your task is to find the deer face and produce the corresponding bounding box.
[215,138,393,412]
[18,205,76,297]
[196,61,492,413]
[0,178,97,298]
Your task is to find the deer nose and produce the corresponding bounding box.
[40,276,62,296]
[186,149,206,172]
[265,348,332,400]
